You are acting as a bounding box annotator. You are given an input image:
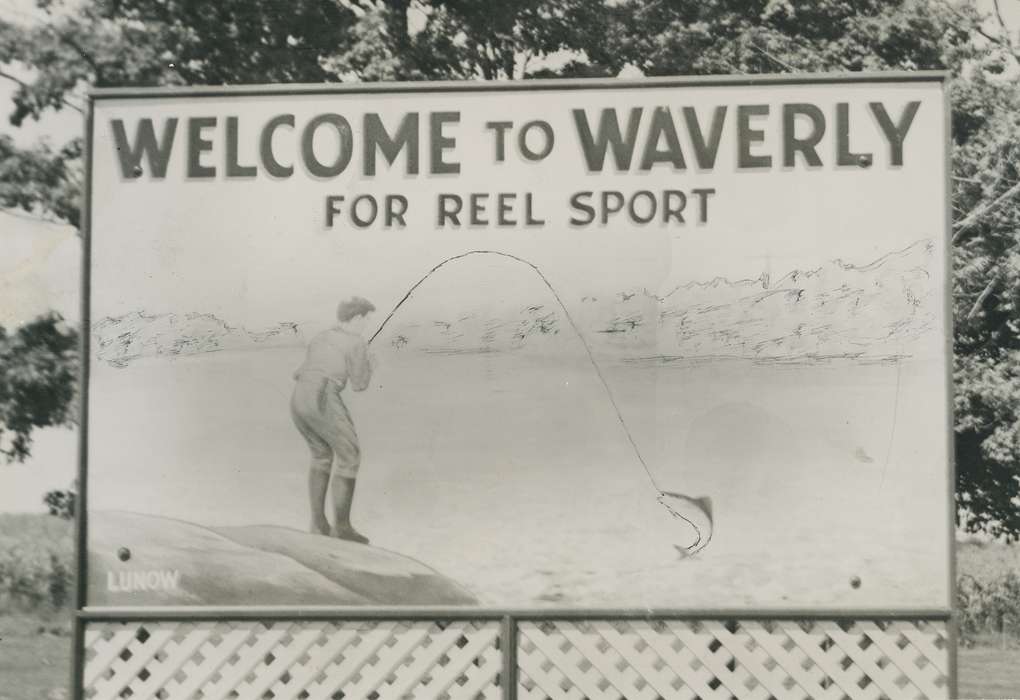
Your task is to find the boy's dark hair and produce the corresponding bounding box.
[337,296,376,322]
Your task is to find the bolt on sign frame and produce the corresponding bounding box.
[76,72,956,699]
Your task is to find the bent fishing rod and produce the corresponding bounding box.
[363,250,714,555]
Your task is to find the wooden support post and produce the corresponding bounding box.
[502,615,518,700]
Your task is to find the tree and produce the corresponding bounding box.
[2,0,1020,539]
[0,134,82,227]
[573,0,1020,540]
[43,485,75,519]
[0,0,598,468]
[583,0,979,76]
[0,0,364,226]
[0,0,367,471]
[0,313,78,462]
[950,60,1020,540]
[325,0,606,81]
[0,0,595,224]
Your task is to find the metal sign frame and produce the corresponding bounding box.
[73,71,956,698]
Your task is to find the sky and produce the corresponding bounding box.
[0,0,1017,513]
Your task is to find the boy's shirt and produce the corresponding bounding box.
[294,329,372,392]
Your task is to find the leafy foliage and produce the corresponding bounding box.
[1,0,1020,537]
[0,135,82,226]
[585,0,980,76]
[0,0,361,224]
[0,513,73,610]
[0,0,359,110]
[956,350,1020,538]
[958,570,1020,643]
[951,73,1020,536]
[578,0,1020,540]
[42,488,75,520]
[327,0,604,81]
[0,313,78,463]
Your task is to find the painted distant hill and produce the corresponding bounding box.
[376,239,937,360]
[652,239,936,360]
[92,240,937,366]
[93,312,300,367]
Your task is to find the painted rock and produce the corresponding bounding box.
[88,511,476,607]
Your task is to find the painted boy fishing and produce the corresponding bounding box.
[291,296,376,544]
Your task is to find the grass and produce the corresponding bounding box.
[0,512,73,548]
[959,644,1020,699]
[957,539,1020,698]
[0,613,71,700]
[2,513,1020,697]
[0,513,74,699]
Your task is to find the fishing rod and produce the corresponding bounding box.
[364,250,713,555]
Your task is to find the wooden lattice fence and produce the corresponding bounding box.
[84,620,503,700]
[82,617,950,700]
[517,619,949,700]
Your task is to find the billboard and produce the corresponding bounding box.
[83,75,950,611]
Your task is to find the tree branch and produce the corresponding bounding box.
[967,273,1000,319]
[0,69,84,114]
[953,179,1020,243]
[57,32,103,84]
[992,0,1018,56]
[518,49,532,79]
[747,41,796,72]
[943,1,1020,62]
[0,67,30,90]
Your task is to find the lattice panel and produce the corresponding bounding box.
[517,619,949,700]
[83,620,502,700]
[83,618,950,700]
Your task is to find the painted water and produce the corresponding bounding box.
[88,341,948,609]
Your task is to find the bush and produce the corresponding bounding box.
[0,514,73,612]
[43,489,75,520]
[958,571,1020,645]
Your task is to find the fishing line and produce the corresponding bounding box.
[366,250,710,554]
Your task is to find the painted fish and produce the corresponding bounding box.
[658,492,714,557]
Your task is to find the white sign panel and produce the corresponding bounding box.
[85,75,950,610]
